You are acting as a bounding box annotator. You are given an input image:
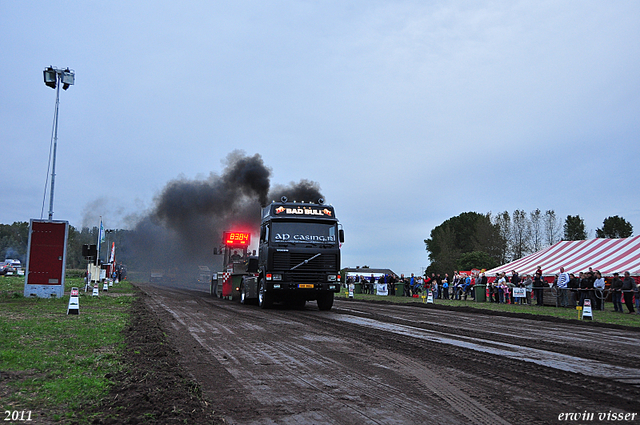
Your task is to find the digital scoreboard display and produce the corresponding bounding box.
[223,231,251,247]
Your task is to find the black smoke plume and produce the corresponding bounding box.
[125,151,323,275]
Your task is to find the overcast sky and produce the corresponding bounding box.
[2,1,639,276]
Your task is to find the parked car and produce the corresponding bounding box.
[1,259,22,276]
[0,264,15,276]
[5,259,21,268]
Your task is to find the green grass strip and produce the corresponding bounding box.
[338,290,640,327]
[0,275,133,424]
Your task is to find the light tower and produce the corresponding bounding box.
[43,66,75,220]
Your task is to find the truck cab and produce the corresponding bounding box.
[245,198,344,310]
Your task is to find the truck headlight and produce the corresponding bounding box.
[272,274,283,281]
[327,275,338,282]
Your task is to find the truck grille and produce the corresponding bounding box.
[273,252,338,271]
[289,272,326,284]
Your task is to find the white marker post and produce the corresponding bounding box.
[67,287,79,315]
[582,299,593,320]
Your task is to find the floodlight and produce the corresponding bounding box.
[43,67,57,89]
[61,69,74,90]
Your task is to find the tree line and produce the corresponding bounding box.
[1,213,634,274]
[423,211,634,277]
[0,222,132,270]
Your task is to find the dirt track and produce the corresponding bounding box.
[137,282,640,424]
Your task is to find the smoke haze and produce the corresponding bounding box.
[125,151,323,275]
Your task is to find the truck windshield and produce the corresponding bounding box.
[271,222,337,245]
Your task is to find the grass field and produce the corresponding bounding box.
[0,274,133,424]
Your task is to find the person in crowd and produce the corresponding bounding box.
[409,273,416,297]
[424,273,433,296]
[480,272,488,300]
[535,266,543,279]
[491,274,500,303]
[452,273,461,300]
[413,276,423,296]
[498,273,507,303]
[557,267,570,308]
[430,277,439,300]
[504,276,513,304]
[464,273,474,300]
[398,274,405,297]
[635,277,640,315]
[576,272,585,306]
[610,272,623,312]
[523,274,533,305]
[568,273,579,308]
[380,274,388,295]
[389,274,396,296]
[510,271,521,304]
[579,271,594,308]
[436,273,443,299]
[621,271,636,313]
[458,273,466,300]
[442,276,449,300]
[533,271,545,306]
[461,273,467,299]
[593,270,605,310]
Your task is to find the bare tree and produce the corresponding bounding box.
[529,208,543,252]
[544,210,562,246]
[511,209,531,260]
[492,211,512,263]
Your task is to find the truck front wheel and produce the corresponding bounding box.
[258,279,272,309]
[317,292,334,311]
[240,282,247,304]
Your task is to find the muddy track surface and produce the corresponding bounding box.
[137,282,640,424]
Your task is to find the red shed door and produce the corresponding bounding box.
[24,220,68,298]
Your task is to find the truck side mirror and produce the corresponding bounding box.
[246,257,259,273]
[339,229,345,243]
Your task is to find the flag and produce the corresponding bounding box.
[109,242,115,263]
[98,220,105,244]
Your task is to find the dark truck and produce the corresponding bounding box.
[240,198,344,311]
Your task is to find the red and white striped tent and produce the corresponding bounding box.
[486,236,640,278]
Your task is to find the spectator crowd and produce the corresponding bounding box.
[345,267,639,315]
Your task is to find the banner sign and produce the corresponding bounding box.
[513,288,526,298]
